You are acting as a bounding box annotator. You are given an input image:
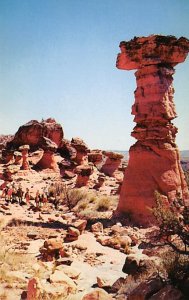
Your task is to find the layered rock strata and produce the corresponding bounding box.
[116,35,189,224]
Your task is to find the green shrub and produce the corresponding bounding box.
[161,251,189,295]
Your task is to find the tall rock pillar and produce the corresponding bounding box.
[116,35,189,224]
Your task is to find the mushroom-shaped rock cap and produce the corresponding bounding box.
[19,145,30,151]
[14,151,22,157]
[102,151,124,160]
[117,35,189,70]
[40,137,57,152]
[71,137,89,152]
[75,165,93,176]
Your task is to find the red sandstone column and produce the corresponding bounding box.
[116,35,189,224]
[19,145,30,170]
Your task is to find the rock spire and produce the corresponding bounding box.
[116,35,189,224]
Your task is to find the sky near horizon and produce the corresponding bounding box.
[0,0,189,150]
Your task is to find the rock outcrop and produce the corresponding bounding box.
[116,35,189,224]
[7,118,63,150]
[35,138,59,171]
[101,151,124,179]
[71,137,89,165]
[0,117,127,193]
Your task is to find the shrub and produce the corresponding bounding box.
[67,188,89,209]
[96,196,111,212]
[152,191,189,255]
[78,201,88,211]
[161,251,189,295]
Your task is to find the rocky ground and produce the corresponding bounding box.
[0,183,185,300]
[0,118,187,299]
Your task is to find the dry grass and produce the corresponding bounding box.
[72,191,118,219]
[0,290,9,300]
[0,217,36,289]
[96,196,113,212]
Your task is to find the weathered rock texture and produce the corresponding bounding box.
[0,117,127,193]
[116,35,189,224]
[7,118,63,150]
[19,145,30,170]
[35,138,59,171]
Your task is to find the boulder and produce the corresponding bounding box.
[65,227,80,242]
[73,219,87,233]
[91,222,104,233]
[149,284,183,300]
[49,270,77,289]
[40,238,65,261]
[27,276,77,300]
[82,288,113,300]
[27,277,42,300]
[127,277,164,300]
[56,265,81,279]
[122,255,152,276]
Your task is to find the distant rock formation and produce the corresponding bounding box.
[0,135,13,150]
[7,118,63,150]
[116,35,189,224]
[0,118,127,194]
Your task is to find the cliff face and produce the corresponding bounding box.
[116,35,189,224]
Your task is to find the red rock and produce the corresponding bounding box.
[149,284,183,300]
[14,151,22,165]
[59,139,77,160]
[88,150,103,166]
[127,278,163,300]
[101,151,123,177]
[71,137,89,164]
[0,135,13,150]
[63,170,76,179]
[75,164,93,187]
[68,227,80,237]
[73,219,87,233]
[1,149,14,164]
[27,277,41,300]
[35,138,59,171]
[8,118,63,150]
[44,238,63,251]
[19,145,30,170]
[91,222,104,233]
[82,288,113,300]
[116,35,189,224]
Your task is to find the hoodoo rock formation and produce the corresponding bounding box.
[116,35,189,224]
[35,138,59,171]
[0,118,127,194]
[7,118,63,150]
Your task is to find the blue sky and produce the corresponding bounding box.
[0,0,189,150]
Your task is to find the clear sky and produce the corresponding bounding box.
[0,0,189,150]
